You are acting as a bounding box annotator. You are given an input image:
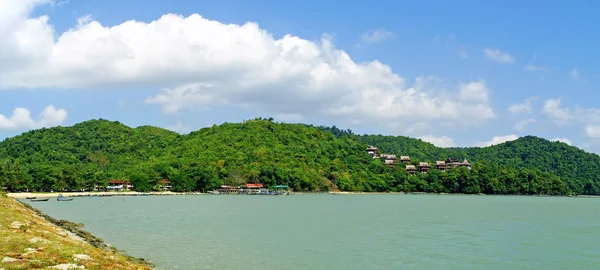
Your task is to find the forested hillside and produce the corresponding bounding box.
[0,118,598,195]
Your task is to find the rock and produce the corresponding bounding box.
[29,237,50,244]
[1,257,18,263]
[23,247,38,256]
[47,263,85,269]
[73,254,91,261]
[9,221,24,229]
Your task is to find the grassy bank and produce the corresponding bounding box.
[0,192,153,270]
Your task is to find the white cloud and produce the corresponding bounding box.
[585,125,600,140]
[473,134,519,147]
[458,80,490,103]
[550,138,572,145]
[418,135,456,147]
[484,48,515,64]
[569,68,588,84]
[542,98,600,125]
[55,0,70,7]
[0,2,495,130]
[166,121,191,134]
[0,105,67,130]
[524,56,546,72]
[361,29,395,43]
[508,97,536,115]
[514,118,536,131]
[542,99,573,125]
[524,64,547,72]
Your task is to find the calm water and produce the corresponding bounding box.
[29,194,600,269]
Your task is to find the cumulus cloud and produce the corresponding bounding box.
[585,125,600,140]
[514,118,536,131]
[473,134,519,147]
[361,29,395,43]
[0,105,68,130]
[543,98,600,126]
[166,121,192,134]
[418,135,456,147]
[484,48,515,64]
[508,97,536,115]
[0,2,495,130]
[550,138,572,145]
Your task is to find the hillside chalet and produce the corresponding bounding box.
[446,158,472,169]
[380,154,397,165]
[400,156,411,164]
[418,162,431,173]
[435,161,447,172]
[405,165,417,174]
[366,146,379,158]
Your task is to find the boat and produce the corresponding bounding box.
[30,198,49,202]
[139,193,149,196]
[57,194,73,201]
[26,196,37,199]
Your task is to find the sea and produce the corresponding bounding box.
[29,194,600,269]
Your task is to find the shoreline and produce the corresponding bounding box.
[6,191,200,199]
[8,190,599,199]
[17,200,154,268]
[0,192,153,269]
[327,191,600,198]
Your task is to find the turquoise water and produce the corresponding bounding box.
[30,194,600,269]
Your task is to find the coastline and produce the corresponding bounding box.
[0,192,154,269]
[328,191,600,198]
[6,191,199,199]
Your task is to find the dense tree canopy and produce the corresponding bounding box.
[0,119,597,195]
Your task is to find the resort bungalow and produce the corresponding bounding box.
[405,165,417,174]
[418,162,431,174]
[381,154,397,166]
[366,146,379,158]
[457,159,472,170]
[435,161,447,172]
[400,156,411,164]
[157,180,172,191]
[106,180,132,191]
[445,158,472,170]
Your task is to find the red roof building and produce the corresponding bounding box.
[245,183,264,189]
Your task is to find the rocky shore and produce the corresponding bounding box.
[0,192,154,269]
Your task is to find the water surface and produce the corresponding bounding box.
[30,194,600,269]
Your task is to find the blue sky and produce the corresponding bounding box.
[1,0,599,152]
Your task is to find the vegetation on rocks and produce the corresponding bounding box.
[0,193,152,269]
[1,118,599,195]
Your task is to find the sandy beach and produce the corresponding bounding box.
[6,191,194,199]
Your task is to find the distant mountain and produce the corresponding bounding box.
[0,118,597,195]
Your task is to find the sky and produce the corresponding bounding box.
[1,0,599,152]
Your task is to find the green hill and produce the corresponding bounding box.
[0,118,598,195]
